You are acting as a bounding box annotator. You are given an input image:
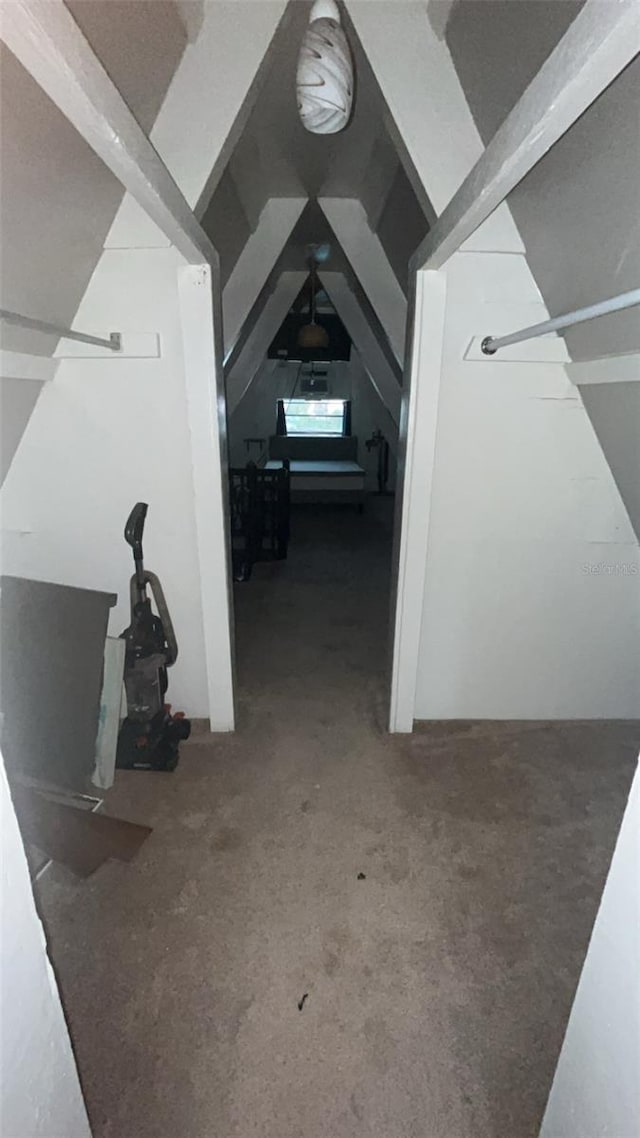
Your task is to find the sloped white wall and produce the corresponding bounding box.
[414,251,640,719]
[0,7,186,356]
[445,3,640,363]
[579,380,640,540]
[0,754,91,1138]
[540,760,640,1138]
[350,351,398,488]
[445,5,640,540]
[347,0,640,723]
[0,3,292,725]
[0,247,212,717]
[0,378,43,485]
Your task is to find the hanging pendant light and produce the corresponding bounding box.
[297,260,329,349]
[298,322,329,350]
[296,0,354,136]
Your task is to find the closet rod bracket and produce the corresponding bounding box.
[1,308,122,352]
[480,288,640,357]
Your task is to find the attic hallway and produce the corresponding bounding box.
[37,500,639,1138]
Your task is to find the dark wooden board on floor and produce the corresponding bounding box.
[11,784,152,877]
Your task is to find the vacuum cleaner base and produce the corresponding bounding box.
[116,709,191,772]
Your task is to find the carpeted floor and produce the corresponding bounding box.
[37,499,639,1138]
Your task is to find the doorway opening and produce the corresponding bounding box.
[199,4,431,725]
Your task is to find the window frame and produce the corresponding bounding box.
[282,397,348,438]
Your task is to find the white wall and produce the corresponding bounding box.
[579,381,640,540]
[0,377,43,485]
[414,250,640,720]
[540,760,640,1138]
[350,351,399,489]
[0,42,123,358]
[0,754,91,1138]
[0,247,212,718]
[445,4,640,538]
[0,3,292,726]
[445,1,639,361]
[0,8,186,355]
[228,351,397,492]
[345,0,640,724]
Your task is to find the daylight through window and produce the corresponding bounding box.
[283,398,347,436]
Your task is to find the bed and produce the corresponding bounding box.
[266,435,366,509]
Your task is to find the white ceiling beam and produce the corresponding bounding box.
[346,0,523,257]
[223,197,307,361]
[226,272,307,416]
[321,272,401,426]
[0,351,57,383]
[414,0,640,270]
[153,0,288,217]
[106,0,289,248]
[567,353,640,386]
[0,0,215,266]
[319,197,408,366]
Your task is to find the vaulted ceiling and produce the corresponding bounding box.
[2,0,637,530]
[227,0,395,201]
[199,0,431,400]
[200,0,429,296]
[0,0,637,536]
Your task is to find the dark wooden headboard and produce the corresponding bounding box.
[269,435,358,461]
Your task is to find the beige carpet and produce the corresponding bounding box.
[38,500,639,1138]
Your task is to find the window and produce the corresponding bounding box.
[283,398,347,437]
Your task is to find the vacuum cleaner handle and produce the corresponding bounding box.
[125,502,148,593]
[125,502,147,559]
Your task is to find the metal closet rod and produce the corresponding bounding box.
[481,288,640,355]
[0,308,121,351]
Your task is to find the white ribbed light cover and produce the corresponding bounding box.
[296,2,354,136]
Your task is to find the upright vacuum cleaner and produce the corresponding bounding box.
[116,503,191,771]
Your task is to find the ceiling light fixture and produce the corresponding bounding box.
[297,323,329,349]
[296,0,354,136]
